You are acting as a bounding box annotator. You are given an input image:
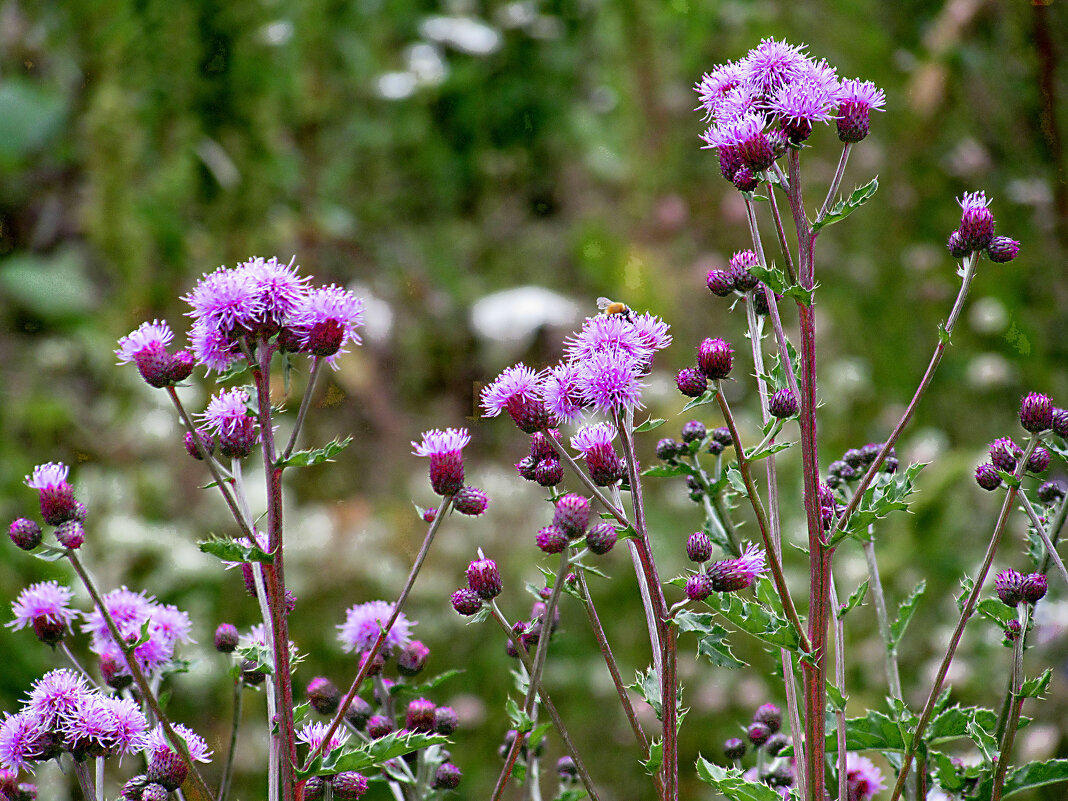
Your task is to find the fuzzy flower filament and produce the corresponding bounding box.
[412,427,470,496]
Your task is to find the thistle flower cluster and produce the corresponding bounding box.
[14,462,85,550]
[824,442,897,491]
[696,38,885,191]
[655,420,734,504]
[450,558,503,616]
[481,309,671,431]
[515,430,565,488]
[685,543,767,601]
[946,192,1019,263]
[722,703,795,796]
[705,250,783,321]
[974,392,1064,491]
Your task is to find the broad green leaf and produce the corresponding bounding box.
[825,710,907,751]
[388,670,461,698]
[927,750,965,792]
[1003,759,1068,798]
[674,610,746,668]
[300,731,448,778]
[682,388,719,412]
[526,721,553,750]
[927,706,999,744]
[277,436,353,468]
[634,418,667,433]
[198,537,275,565]
[642,463,696,479]
[726,467,747,497]
[838,463,926,544]
[642,738,664,774]
[671,577,801,652]
[976,598,1016,627]
[890,580,926,647]
[967,718,998,762]
[837,580,869,619]
[1021,668,1053,699]
[812,176,879,232]
[696,760,797,801]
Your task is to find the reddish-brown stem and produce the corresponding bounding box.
[991,607,1029,801]
[888,437,1037,801]
[252,342,298,801]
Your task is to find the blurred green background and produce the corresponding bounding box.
[2,0,1068,798]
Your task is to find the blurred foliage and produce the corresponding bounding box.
[2,0,1068,798]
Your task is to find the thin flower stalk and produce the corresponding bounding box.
[817,144,853,224]
[991,606,1031,801]
[828,577,847,801]
[300,494,453,775]
[73,759,95,801]
[544,429,629,525]
[713,384,810,652]
[862,536,904,702]
[1018,493,1068,590]
[217,678,243,801]
[762,181,797,283]
[282,356,326,461]
[67,552,214,801]
[889,436,1038,801]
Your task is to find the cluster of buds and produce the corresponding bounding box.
[505,595,561,659]
[974,392,1064,491]
[0,770,35,801]
[685,543,768,601]
[515,430,564,488]
[675,337,735,398]
[705,250,783,318]
[451,558,502,617]
[946,191,1020,263]
[656,421,734,504]
[722,703,795,792]
[995,569,1048,609]
[824,442,897,490]
[11,462,86,552]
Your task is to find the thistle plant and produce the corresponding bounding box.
[2,34,1067,801]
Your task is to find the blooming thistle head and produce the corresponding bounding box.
[144,722,213,764]
[571,423,625,486]
[577,349,647,416]
[482,364,551,433]
[115,320,189,388]
[292,284,365,363]
[411,427,471,497]
[836,79,886,143]
[297,721,350,755]
[740,38,810,101]
[694,61,746,121]
[25,462,77,527]
[9,581,79,646]
[0,711,45,771]
[707,543,766,592]
[769,60,841,143]
[538,362,586,425]
[845,753,886,801]
[26,669,91,731]
[58,692,131,759]
[199,388,259,460]
[82,588,191,677]
[183,264,263,340]
[954,191,996,253]
[702,112,775,176]
[242,256,310,333]
[337,600,412,656]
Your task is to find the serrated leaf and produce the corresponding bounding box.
[702,578,801,652]
[813,176,878,232]
[745,440,794,462]
[976,598,1016,627]
[967,718,999,761]
[634,418,667,433]
[928,750,965,791]
[889,580,925,647]
[674,610,747,669]
[927,706,999,744]
[641,463,696,479]
[839,463,926,544]
[505,699,533,733]
[696,760,793,801]
[837,580,869,619]
[826,710,907,751]
[198,537,275,565]
[726,467,747,496]
[630,667,662,719]
[682,388,719,412]
[826,682,848,711]
[1002,759,1068,798]
[642,738,664,774]
[299,731,448,778]
[388,670,462,698]
[277,436,353,468]
[1021,668,1053,699]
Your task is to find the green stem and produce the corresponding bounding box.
[217,679,243,801]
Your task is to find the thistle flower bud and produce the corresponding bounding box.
[54,520,85,550]
[711,427,733,448]
[768,388,799,419]
[957,191,995,252]
[732,166,759,192]
[141,785,169,801]
[1004,619,1023,643]
[345,696,372,729]
[723,738,747,760]
[219,417,258,460]
[947,230,970,258]
[214,623,239,653]
[451,588,482,616]
[167,350,196,383]
[303,777,325,801]
[1020,392,1054,433]
[656,438,680,461]
[1052,408,1068,438]
[412,428,470,497]
[675,367,708,398]
[332,771,370,799]
[307,677,341,715]
[529,431,557,462]
[707,270,736,297]
[405,698,436,732]
[553,494,590,538]
[753,703,782,733]
[433,763,462,790]
[764,733,790,757]
[26,463,78,526]
[9,518,42,551]
[434,706,459,735]
[466,559,502,600]
[987,236,1020,263]
[397,640,430,676]
[729,264,760,294]
[242,659,267,685]
[751,284,779,316]
[534,458,564,487]
[536,525,569,555]
[747,721,771,747]
[685,572,713,602]
[1037,480,1066,504]
[686,531,713,563]
[515,456,539,481]
[974,463,1001,491]
[681,420,707,443]
[989,438,1022,473]
[422,507,437,523]
[100,651,133,690]
[184,430,215,460]
[147,749,189,791]
[585,522,618,555]
[995,569,1024,607]
[843,448,864,468]
[708,544,766,592]
[707,440,724,456]
[829,460,857,482]
[697,338,734,380]
[556,756,578,781]
[121,776,150,800]
[1020,573,1047,605]
[366,715,393,739]
[453,487,489,516]
[1027,447,1051,474]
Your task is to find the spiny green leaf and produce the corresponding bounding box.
[642,738,664,775]
[299,731,448,778]
[277,436,353,468]
[630,667,662,719]
[825,710,907,752]
[674,610,746,668]
[505,698,533,732]
[928,750,965,791]
[634,417,667,433]
[745,440,794,462]
[681,388,719,412]
[388,670,462,698]
[696,760,798,801]
[1003,759,1068,798]
[976,598,1016,628]
[198,537,275,565]
[726,467,747,497]
[837,580,869,619]
[642,462,696,479]
[890,579,926,647]
[1021,668,1053,699]
[812,176,879,232]
[927,706,999,744]
[967,718,999,762]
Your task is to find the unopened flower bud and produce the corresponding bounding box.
[167,350,196,383]
[366,715,393,739]
[184,430,215,460]
[1037,481,1066,504]
[9,518,42,551]
[451,588,482,616]
[466,559,502,600]
[1027,447,1051,474]
[397,640,430,676]
[764,733,790,757]
[711,427,733,448]
[732,166,759,192]
[536,525,569,555]
[698,338,734,380]
[829,460,857,482]
[995,569,1024,607]
[1020,573,1047,604]
[685,573,713,602]
[986,236,1020,263]
[753,703,782,733]
[433,763,462,790]
[947,230,970,258]
[747,721,771,747]
[768,389,799,419]
[707,270,736,297]
[675,367,708,398]
[553,494,590,538]
[974,463,1001,491]
[434,706,459,735]
[534,458,564,487]
[453,487,489,516]
[345,696,372,730]
[656,438,680,461]
[1004,619,1023,643]
[141,784,169,801]
[686,531,713,563]
[54,520,84,550]
[332,771,369,799]
[219,417,258,460]
[1053,408,1068,438]
[585,522,618,555]
[422,508,436,523]
[723,737,746,760]
[214,623,239,653]
[405,698,436,732]
[307,677,341,715]
[556,756,578,781]
[147,748,189,791]
[681,420,707,443]
[1020,392,1054,433]
[989,438,1022,472]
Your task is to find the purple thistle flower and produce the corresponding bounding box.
[82,589,190,676]
[242,256,310,332]
[115,320,186,387]
[996,569,1025,607]
[539,362,586,424]
[685,573,713,602]
[1021,573,1048,604]
[8,581,79,646]
[703,112,775,172]
[102,696,148,756]
[338,600,412,656]
[25,462,77,527]
[629,312,672,353]
[675,367,708,398]
[189,318,242,374]
[577,349,646,415]
[697,337,734,380]
[0,711,44,771]
[974,463,1001,491]
[571,423,626,486]
[411,427,470,496]
[200,388,259,459]
[182,265,263,338]
[115,319,175,362]
[59,692,122,758]
[26,669,91,730]
[707,543,767,592]
[740,38,810,100]
[81,587,152,645]
[845,753,885,801]
[293,284,365,363]
[836,79,886,143]
[770,63,840,141]
[144,722,212,763]
[956,191,995,252]
[297,721,349,754]
[466,558,503,600]
[481,364,551,433]
[694,61,745,121]
[1020,392,1054,433]
[565,315,649,363]
[150,604,194,649]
